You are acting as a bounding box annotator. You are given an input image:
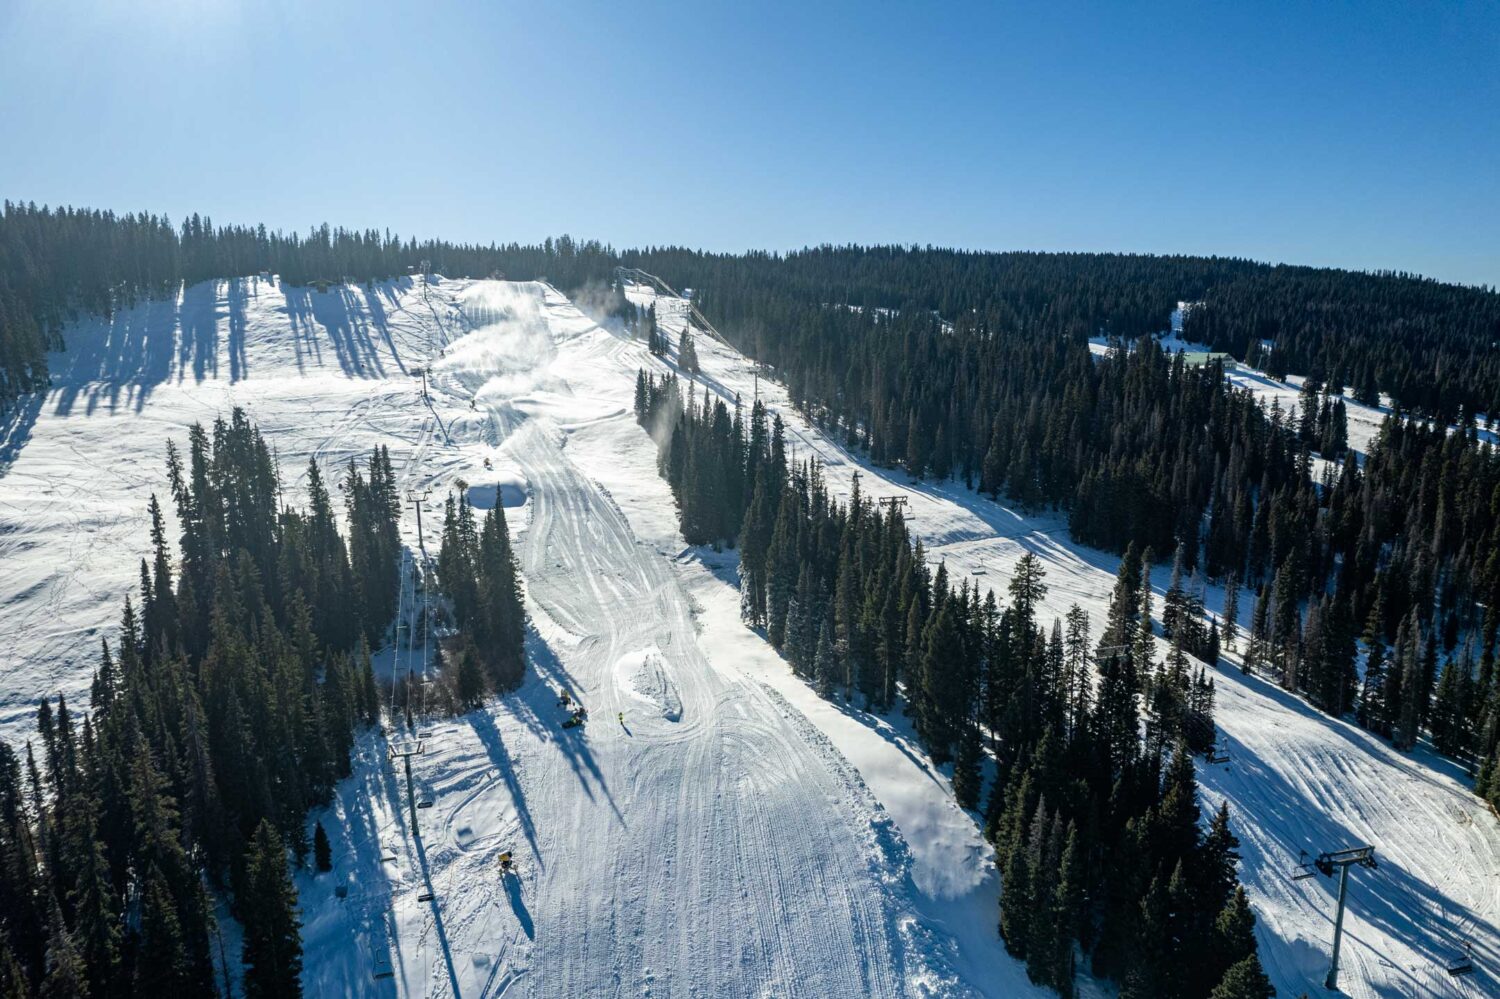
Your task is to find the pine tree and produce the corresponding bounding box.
[1101,544,1142,651]
[1395,612,1424,750]
[65,815,120,995]
[41,903,88,999]
[1358,594,1389,733]
[1221,572,1240,651]
[1211,885,1260,976]
[455,645,486,710]
[1049,822,1086,994]
[813,620,836,699]
[0,943,29,999]
[678,328,700,374]
[1244,586,1269,676]
[135,866,192,993]
[313,821,332,873]
[1431,647,1474,759]
[241,820,303,999]
[918,602,963,763]
[1208,956,1276,999]
[952,720,983,811]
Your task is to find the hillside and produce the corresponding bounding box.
[1,275,1495,996]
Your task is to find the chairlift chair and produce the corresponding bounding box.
[1447,957,1475,977]
[417,892,435,903]
[1289,850,1319,881]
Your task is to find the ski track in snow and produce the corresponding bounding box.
[2,275,1496,997]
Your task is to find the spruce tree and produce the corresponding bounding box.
[1208,956,1276,999]
[313,821,332,873]
[241,821,303,999]
[952,721,983,811]
[135,866,192,993]
[455,646,488,711]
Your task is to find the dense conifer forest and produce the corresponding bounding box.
[0,201,615,406]
[0,412,402,994]
[436,488,528,700]
[637,371,1273,998]
[623,245,1500,420]
[0,410,528,997]
[623,251,1500,817]
[6,204,1497,415]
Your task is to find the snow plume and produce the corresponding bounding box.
[438,281,558,398]
[644,386,681,450]
[569,277,622,327]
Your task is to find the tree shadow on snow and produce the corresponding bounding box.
[50,292,182,416]
[466,706,546,866]
[410,824,465,997]
[1196,703,1500,996]
[503,627,626,827]
[358,284,409,376]
[0,394,41,473]
[282,284,386,379]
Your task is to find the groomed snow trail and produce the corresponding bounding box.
[477,414,921,996]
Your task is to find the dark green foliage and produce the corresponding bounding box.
[0,417,396,995]
[1208,956,1277,999]
[678,328,700,374]
[312,821,332,873]
[438,494,527,691]
[636,248,1500,788]
[0,204,621,408]
[637,365,1272,997]
[240,821,302,999]
[344,447,402,646]
[454,645,489,712]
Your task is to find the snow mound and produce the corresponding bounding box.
[615,648,682,721]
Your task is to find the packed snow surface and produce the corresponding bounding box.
[1,275,1496,997]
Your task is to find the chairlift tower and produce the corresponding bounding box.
[407,488,433,560]
[877,494,914,521]
[403,489,433,729]
[388,738,425,837]
[1312,845,1377,990]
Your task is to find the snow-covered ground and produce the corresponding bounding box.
[2,275,1496,997]
[636,288,1500,999]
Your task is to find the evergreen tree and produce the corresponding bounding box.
[312,821,332,873]
[1208,956,1276,999]
[40,905,87,999]
[241,821,303,999]
[678,328,700,374]
[454,646,488,711]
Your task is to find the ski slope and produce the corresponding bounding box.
[0,276,1042,997]
[2,274,1496,996]
[632,287,1500,999]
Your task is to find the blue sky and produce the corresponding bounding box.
[1,0,1495,286]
